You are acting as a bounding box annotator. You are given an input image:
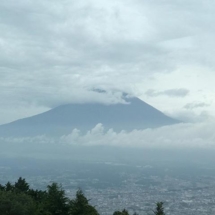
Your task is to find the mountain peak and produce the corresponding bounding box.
[0,97,179,137]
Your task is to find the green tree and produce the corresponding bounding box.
[0,177,166,215]
[15,177,29,192]
[153,202,165,215]
[0,190,37,215]
[45,182,69,215]
[5,182,14,192]
[0,184,4,191]
[69,189,99,215]
[28,189,47,203]
[113,209,130,215]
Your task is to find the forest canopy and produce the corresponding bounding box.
[0,177,165,215]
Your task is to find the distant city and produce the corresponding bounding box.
[1,153,215,215]
[0,96,214,215]
[1,0,215,214]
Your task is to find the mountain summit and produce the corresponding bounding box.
[0,97,180,137]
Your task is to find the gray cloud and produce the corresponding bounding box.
[168,110,213,123]
[60,122,215,149]
[1,121,215,149]
[1,0,215,123]
[145,88,189,98]
[184,102,210,110]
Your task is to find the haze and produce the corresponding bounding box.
[0,1,215,214]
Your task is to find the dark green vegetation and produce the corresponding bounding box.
[0,177,165,215]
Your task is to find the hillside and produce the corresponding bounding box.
[0,97,179,137]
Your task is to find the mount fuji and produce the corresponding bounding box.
[0,97,180,137]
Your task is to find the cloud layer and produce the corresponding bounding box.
[1,121,215,150]
[61,122,215,149]
[0,0,215,124]
[145,88,189,98]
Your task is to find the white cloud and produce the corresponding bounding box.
[145,88,189,98]
[59,121,215,149]
[2,120,215,150]
[1,0,215,124]
[184,102,210,110]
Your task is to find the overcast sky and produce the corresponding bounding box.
[0,0,215,125]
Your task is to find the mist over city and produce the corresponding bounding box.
[1,1,215,214]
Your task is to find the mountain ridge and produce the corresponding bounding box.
[0,97,180,137]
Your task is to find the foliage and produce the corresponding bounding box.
[15,177,29,193]
[69,189,99,215]
[113,209,130,215]
[0,178,99,215]
[0,177,165,215]
[113,209,139,215]
[45,182,69,215]
[0,190,37,215]
[153,202,165,215]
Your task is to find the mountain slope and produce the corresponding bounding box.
[0,97,180,137]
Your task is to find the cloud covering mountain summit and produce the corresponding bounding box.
[0,97,179,137]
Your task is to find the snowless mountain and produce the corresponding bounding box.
[0,97,180,137]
